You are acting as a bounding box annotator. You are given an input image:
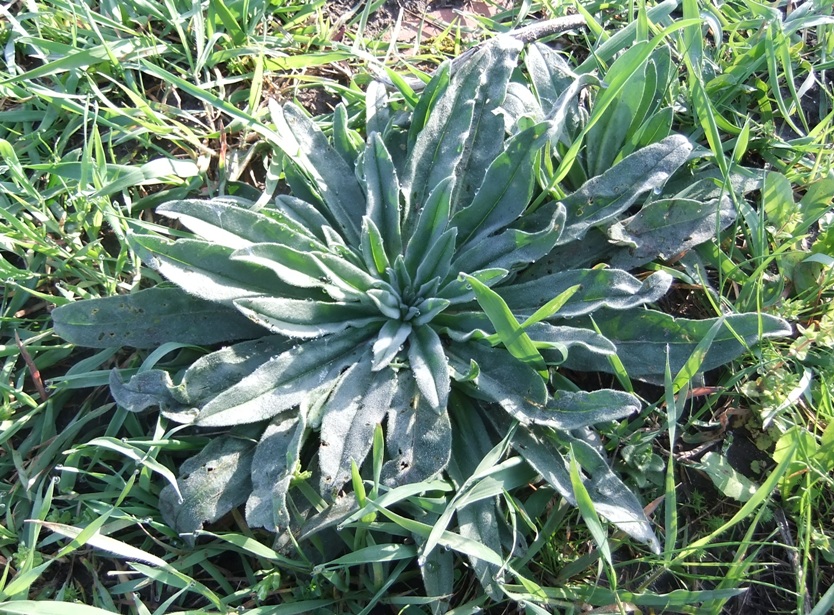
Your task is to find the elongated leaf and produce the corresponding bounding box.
[246,412,308,531]
[0,602,126,615]
[35,521,168,567]
[525,323,616,357]
[52,287,264,349]
[404,177,453,273]
[402,37,521,220]
[233,296,382,338]
[159,435,255,538]
[360,216,391,275]
[274,194,332,243]
[506,420,660,552]
[453,120,554,246]
[608,195,736,269]
[319,358,398,497]
[382,372,452,486]
[178,336,293,405]
[109,369,185,416]
[271,102,366,243]
[514,389,640,430]
[501,269,673,317]
[448,341,547,419]
[557,135,692,244]
[194,327,375,426]
[156,198,321,251]
[564,309,792,381]
[230,242,346,300]
[453,203,565,273]
[360,133,402,259]
[461,274,546,371]
[413,227,457,288]
[132,234,291,303]
[407,324,450,412]
[372,320,412,371]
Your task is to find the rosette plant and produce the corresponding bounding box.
[54,35,789,597]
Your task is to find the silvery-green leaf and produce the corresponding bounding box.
[407,324,450,412]
[448,402,503,600]
[450,37,523,212]
[130,235,291,304]
[194,327,375,427]
[372,320,412,371]
[246,412,307,531]
[366,80,390,137]
[558,135,693,244]
[437,268,508,305]
[333,103,361,164]
[523,227,614,272]
[159,435,255,539]
[420,532,454,614]
[274,194,332,244]
[271,102,366,244]
[452,120,554,247]
[402,37,521,221]
[500,269,673,317]
[382,372,452,486]
[360,217,391,275]
[501,81,544,132]
[233,296,383,338]
[512,389,640,430]
[109,369,184,415]
[404,177,453,272]
[412,297,451,326]
[52,287,264,349]
[361,134,402,259]
[525,322,616,356]
[230,242,345,300]
[453,204,565,273]
[156,198,321,251]
[319,357,398,497]
[447,341,546,419]
[564,309,792,381]
[366,287,402,320]
[504,419,660,553]
[608,195,736,269]
[413,227,457,288]
[525,42,578,111]
[434,311,494,342]
[179,336,293,406]
[314,251,381,295]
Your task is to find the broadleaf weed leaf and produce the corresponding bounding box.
[54,35,790,590]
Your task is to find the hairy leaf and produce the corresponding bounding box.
[319,357,398,497]
[159,435,255,538]
[233,296,382,338]
[52,287,264,349]
[408,324,450,412]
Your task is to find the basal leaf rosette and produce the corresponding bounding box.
[53,35,789,567]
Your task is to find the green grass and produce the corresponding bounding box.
[1,0,833,613]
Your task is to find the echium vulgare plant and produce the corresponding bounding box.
[54,36,789,587]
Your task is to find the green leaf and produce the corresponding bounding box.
[156,198,322,251]
[569,450,613,566]
[413,227,457,288]
[516,389,640,430]
[564,310,792,381]
[404,177,453,274]
[407,324,451,412]
[461,274,547,372]
[52,287,264,349]
[194,327,375,426]
[271,102,366,244]
[131,234,292,303]
[692,452,758,503]
[108,369,185,416]
[402,37,521,220]
[360,217,391,275]
[246,412,308,531]
[233,296,383,338]
[452,120,554,247]
[319,358,398,497]
[360,133,403,260]
[0,602,123,615]
[159,435,255,538]
[371,320,413,370]
[448,341,547,420]
[558,135,693,243]
[608,196,736,269]
[453,203,565,273]
[382,372,452,486]
[502,269,673,317]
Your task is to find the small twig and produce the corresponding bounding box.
[15,330,50,402]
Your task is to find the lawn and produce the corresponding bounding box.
[1,0,833,613]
